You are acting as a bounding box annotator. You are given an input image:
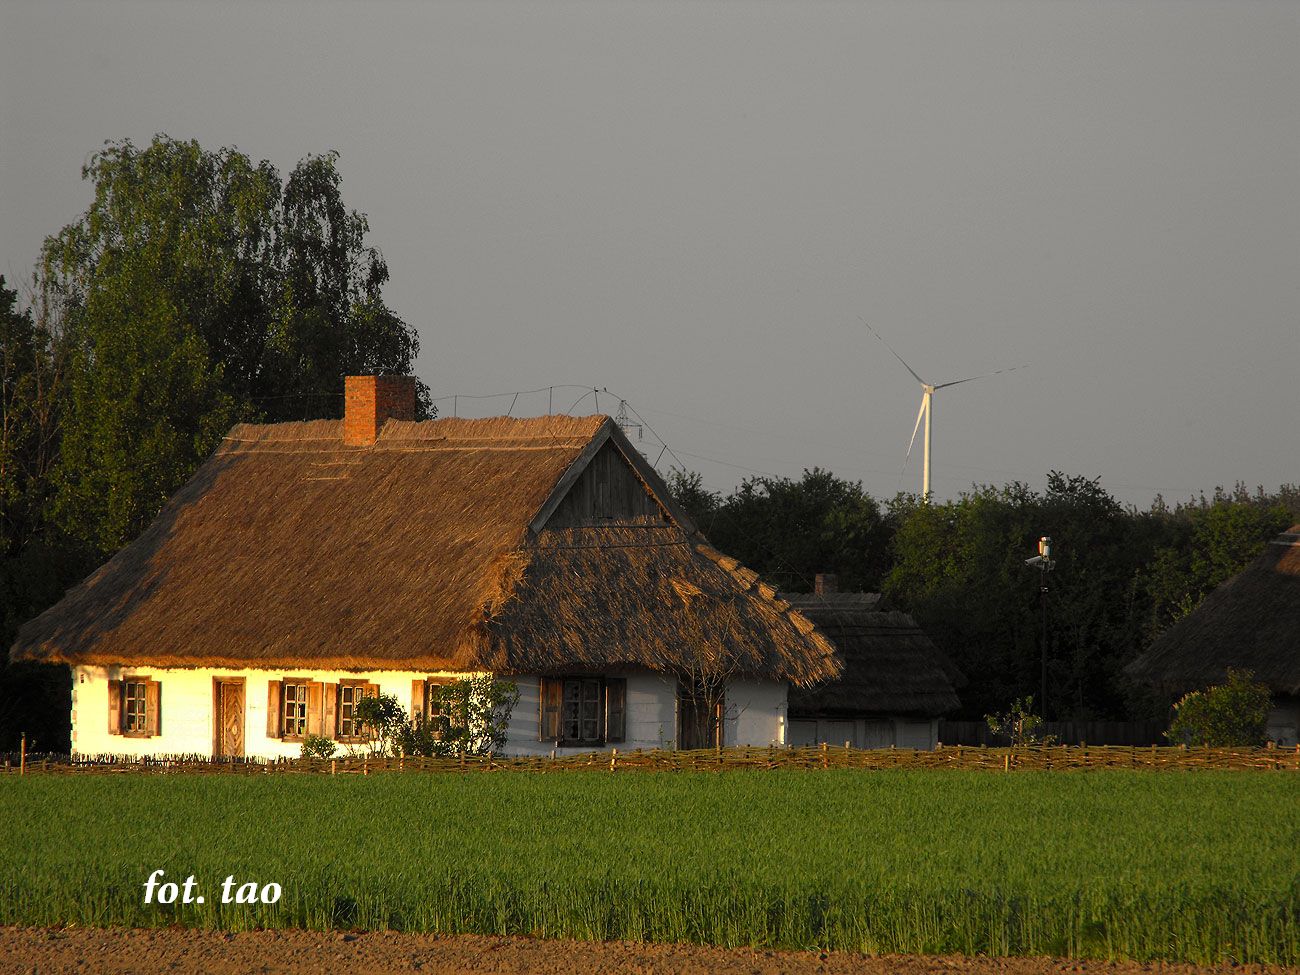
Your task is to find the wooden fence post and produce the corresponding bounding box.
[331,759,337,776]
[19,733,25,776]
[610,748,617,772]
[820,741,828,770]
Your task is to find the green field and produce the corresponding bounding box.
[1,770,1296,963]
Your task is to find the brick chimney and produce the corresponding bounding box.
[814,573,838,595]
[343,375,417,446]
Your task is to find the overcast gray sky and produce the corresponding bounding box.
[3,0,1297,507]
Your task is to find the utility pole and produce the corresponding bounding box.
[1024,536,1056,718]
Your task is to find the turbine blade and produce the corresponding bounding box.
[903,395,927,467]
[933,364,1027,390]
[860,317,926,385]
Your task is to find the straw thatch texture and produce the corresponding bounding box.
[782,593,962,717]
[1127,527,1300,695]
[480,528,839,685]
[11,415,839,684]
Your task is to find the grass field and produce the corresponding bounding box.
[1,770,1296,964]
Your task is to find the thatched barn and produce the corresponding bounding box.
[1127,525,1300,746]
[10,375,839,759]
[781,576,962,749]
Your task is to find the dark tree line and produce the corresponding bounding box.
[668,468,1298,722]
[1,136,426,749]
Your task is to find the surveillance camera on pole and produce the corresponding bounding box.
[1023,536,1055,718]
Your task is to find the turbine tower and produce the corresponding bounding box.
[862,319,1021,499]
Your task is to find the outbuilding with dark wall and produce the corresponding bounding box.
[1127,525,1300,746]
[782,574,962,749]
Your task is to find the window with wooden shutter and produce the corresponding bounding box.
[605,678,626,744]
[280,678,311,741]
[539,677,562,741]
[420,679,454,738]
[306,682,323,736]
[108,679,122,735]
[144,680,161,737]
[411,680,426,720]
[267,680,282,738]
[337,680,372,742]
[122,680,149,737]
[322,683,338,739]
[562,678,603,744]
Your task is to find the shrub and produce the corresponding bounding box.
[354,693,408,756]
[1167,669,1271,747]
[396,675,518,757]
[985,696,1057,746]
[300,735,337,760]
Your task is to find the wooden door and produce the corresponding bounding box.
[215,680,245,758]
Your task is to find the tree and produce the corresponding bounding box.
[1166,670,1272,747]
[0,276,82,751]
[38,135,429,552]
[1145,488,1294,637]
[985,696,1056,746]
[669,467,890,593]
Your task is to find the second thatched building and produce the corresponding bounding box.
[782,576,962,749]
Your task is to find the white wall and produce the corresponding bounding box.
[724,677,788,748]
[1267,696,1299,747]
[72,666,790,758]
[72,665,464,760]
[508,671,677,756]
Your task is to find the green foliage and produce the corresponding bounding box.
[1167,670,1272,747]
[1145,490,1294,634]
[396,676,519,757]
[985,697,1056,746]
[1,771,1297,964]
[0,137,428,748]
[353,693,408,757]
[299,735,337,760]
[668,467,891,593]
[37,135,428,552]
[663,465,1299,725]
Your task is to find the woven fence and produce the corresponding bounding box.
[4,742,1298,775]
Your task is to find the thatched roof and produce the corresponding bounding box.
[1127,526,1300,696]
[782,593,962,717]
[11,415,838,685]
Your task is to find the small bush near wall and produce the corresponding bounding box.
[1167,670,1272,747]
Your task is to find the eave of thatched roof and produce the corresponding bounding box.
[10,414,837,684]
[781,593,962,717]
[1127,526,1300,696]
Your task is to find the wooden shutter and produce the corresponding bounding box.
[539,677,562,741]
[412,680,426,721]
[108,680,122,735]
[267,680,282,738]
[365,681,381,699]
[144,680,161,737]
[605,678,626,744]
[323,683,338,738]
[307,682,323,736]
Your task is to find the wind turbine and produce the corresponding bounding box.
[862,319,1022,500]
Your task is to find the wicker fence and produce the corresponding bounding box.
[4,742,1299,775]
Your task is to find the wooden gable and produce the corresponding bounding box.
[543,441,669,528]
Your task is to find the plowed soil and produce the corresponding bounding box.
[1,928,1292,975]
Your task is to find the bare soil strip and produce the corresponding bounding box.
[0,928,1293,975]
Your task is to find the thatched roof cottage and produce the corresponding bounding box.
[11,376,839,758]
[1127,525,1300,746]
[781,576,962,749]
